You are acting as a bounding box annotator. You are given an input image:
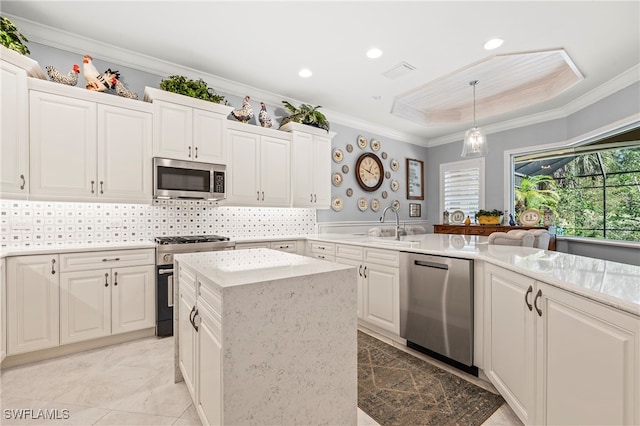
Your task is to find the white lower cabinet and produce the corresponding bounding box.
[1,258,6,362]
[6,255,60,355]
[178,265,197,399]
[484,264,639,425]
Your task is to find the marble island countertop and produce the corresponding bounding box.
[174,248,353,288]
[307,233,640,317]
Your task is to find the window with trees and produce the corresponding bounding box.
[513,127,640,241]
[440,158,485,220]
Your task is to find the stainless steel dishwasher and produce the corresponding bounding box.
[400,252,476,375]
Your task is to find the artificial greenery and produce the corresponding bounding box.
[1,16,30,55]
[280,101,330,132]
[475,209,503,218]
[159,75,228,104]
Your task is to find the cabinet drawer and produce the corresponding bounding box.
[364,248,399,267]
[336,244,363,261]
[198,277,222,321]
[270,241,297,253]
[309,241,335,255]
[60,248,155,272]
[309,252,335,262]
[236,242,271,250]
[466,227,489,236]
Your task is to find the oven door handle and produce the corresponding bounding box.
[167,275,174,307]
[158,269,174,275]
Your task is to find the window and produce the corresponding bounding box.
[440,158,485,220]
[513,127,640,241]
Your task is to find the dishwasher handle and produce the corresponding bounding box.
[414,259,449,270]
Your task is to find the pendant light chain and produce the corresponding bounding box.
[470,80,479,128]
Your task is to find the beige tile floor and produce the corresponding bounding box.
[1,335,521,425]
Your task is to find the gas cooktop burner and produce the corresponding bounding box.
[154,235,230,245]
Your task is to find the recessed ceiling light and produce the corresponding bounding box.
[366,48,383,59]
[484,38,504,50]
[298,68,312,78]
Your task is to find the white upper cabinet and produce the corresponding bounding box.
[145,87,232,164]
[28,79,153,202]
[282,122,334,208]
[0,60,29,197]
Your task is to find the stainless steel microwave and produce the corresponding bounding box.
[153,157,226,200]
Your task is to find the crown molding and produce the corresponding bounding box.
[8,14,639,149]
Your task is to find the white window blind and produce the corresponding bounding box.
[440,158,485,219]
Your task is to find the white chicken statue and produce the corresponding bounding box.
[82,54,120,92]
[258,102,273,128]
[45,64,80,86]
[231,96,254,123]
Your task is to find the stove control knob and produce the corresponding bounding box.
[163,254,173,264]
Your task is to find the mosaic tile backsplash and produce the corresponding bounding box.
[0,200,316,248]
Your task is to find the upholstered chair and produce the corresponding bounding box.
[530,229,551,249]
[488,230,535,247]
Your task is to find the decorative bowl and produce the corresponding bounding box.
[478,215,503,225]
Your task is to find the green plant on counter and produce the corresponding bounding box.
[475,209,502,218]
[159,75,228,104]
[280,101,330,132]
[1,16,30,55]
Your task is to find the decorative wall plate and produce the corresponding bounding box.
[390,159,400,171]
[385,171,391,179]
[331,196,344,211]
[520,208,541,226]
[357,135,368,149]
[381,191,388,199]
[332,148,344,163]
[381,152,388,159]
[390,180,399,191]
[342,165,349,174]
[392,200,400,211]
[346,144,353,153]
[357,197,368,211]
[332,172,343,186]
[371,139,381,151]
[370,198,380,212]
[346,188,353,197]
[450,209,465,224]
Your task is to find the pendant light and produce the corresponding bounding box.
[461,80,488,157]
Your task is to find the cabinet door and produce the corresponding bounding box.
[290,132,315,207]
[60,269,111,344]
[111,265,155,334]
[178,266,197,399]
[0,61,29,196]
[484,265,535,425]
[537,283,639,426]
[6,255,59,354]
[97,105,152,200]
[1,258,6,362]
[193,108,226,164]
[153,100,193,160]
[363,263,399,334]
[313,135,332,208]
[260,135,290,206]
[196,301,223,426]
[30,91,97,197]
[337,258,364,320]
[226,130,260,205]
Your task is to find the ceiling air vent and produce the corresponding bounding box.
[383,62,416,79]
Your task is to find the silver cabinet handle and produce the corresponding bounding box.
[20,174,25,190]
[104,272,109,287]
[188,146,192,158]
[195,146,198,158]
[534,289,543,317]
[525,285,533,311]
[100,181,104,194]
[113,271,118,286]
[102,257,121,262]
[91,180,95,194]
[51,258,56,275]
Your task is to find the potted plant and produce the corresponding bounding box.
[159,75,228,105]
[1,16,30,55]
[279,101,330,132]
[475,209,503,225]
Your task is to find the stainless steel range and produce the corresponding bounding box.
[155,235,235,336]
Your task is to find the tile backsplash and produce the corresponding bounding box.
[0,199,316,248]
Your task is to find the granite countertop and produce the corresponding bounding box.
[174,248,353,289]
[306,233,640,317]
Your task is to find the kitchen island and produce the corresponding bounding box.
[173,248,357,426]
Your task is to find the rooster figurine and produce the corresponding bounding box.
[82,54,120,92]
[231,96,254,123]
[115,80,139,100]
[45,64,80,86]
[258,102,272,128]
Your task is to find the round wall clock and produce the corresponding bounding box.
[355,152,384,192]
